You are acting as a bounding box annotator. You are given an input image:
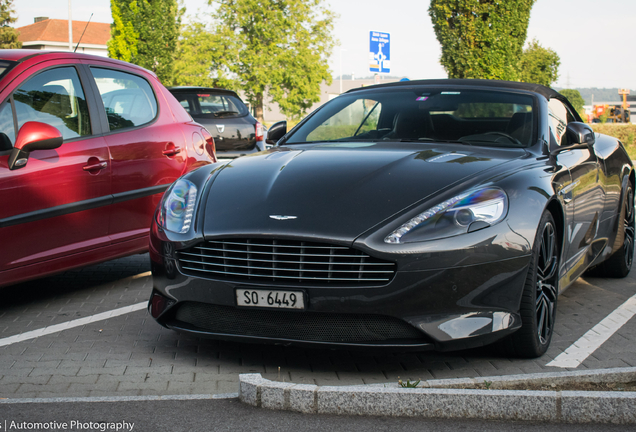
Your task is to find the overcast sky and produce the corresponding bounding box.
[14,0,636,90]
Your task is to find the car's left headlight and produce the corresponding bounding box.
[156,179,198,234]
[384,187,508,244]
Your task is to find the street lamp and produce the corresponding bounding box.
[339,48,347,94]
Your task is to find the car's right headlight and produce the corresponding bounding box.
[156,179,198,234]
[384,187,508,244]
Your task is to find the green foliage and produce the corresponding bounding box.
[108,0,182,83]
[172,21,235,89]
[207,0,336,121]
[428,0,535,80]
[398,378,421,388]
[592,124,636,158]
[108,0,138,63]
[306,125,358,141]
[0,0,21,49]
[559,89,585,112]
[519,39,560,86]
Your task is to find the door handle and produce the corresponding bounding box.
[83,161,108,171]
[162,147,181,156]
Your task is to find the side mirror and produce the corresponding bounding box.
[550,122,595,157]
[8,122,63,170]
[266,120,287,145]
[566,121,595,146]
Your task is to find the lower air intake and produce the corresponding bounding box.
[173,302,426,343]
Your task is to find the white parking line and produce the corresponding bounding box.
[0,302,147,348]
[547,293,636,368]
[0,393,239,404]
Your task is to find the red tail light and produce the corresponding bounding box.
[255,121,264,142]
[201,128,217,162]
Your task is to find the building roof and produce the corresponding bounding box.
[17,19,110,46]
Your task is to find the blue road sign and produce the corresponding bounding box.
[369,31,390,74]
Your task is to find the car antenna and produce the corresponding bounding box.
[73,13,93,53]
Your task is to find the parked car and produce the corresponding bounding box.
[0,50,215,288]
[168,87,266,159]
[148,79,634,358]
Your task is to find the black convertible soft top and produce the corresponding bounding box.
[346,78,561,99]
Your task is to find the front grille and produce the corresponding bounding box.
[173,302,426,343]
[176,239,396,286]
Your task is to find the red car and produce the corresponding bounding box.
[0,50,215,287]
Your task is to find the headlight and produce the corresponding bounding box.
[156,179,198,234]
[384,188,508,244]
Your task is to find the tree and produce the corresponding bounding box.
[519,39,559,86]
[560,89,586,119]
[208,0,336,121]
[172,21,235,89]
[428,0,535,80]
[108,0,182,84]
[108,0,138,63]
[0,0,21,49]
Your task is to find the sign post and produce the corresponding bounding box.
[369,31,390,74]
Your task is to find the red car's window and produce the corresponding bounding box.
[13,67,92,140]
[90,68,158,132]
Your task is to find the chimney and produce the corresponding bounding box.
[34,17,49,23]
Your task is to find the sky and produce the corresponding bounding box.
[13,0,636,90]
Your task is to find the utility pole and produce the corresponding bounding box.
[68,0,73,51]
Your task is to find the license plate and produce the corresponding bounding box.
[236,289,305,309]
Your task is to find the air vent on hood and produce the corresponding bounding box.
[176,238,396,286]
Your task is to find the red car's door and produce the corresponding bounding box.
[84,63,188,244]
[0,64,111,276]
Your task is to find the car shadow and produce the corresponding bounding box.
[1,253,151,307]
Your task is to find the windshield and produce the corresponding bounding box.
[171,91,249,118]
[286,88,536,148]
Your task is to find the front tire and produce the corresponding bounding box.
[500,211,559,358]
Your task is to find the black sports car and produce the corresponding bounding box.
[148,79,634,358]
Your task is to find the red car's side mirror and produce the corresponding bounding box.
[8,122,63,170]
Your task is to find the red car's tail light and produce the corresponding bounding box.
[201,128,217,162]
[255,121,264,142]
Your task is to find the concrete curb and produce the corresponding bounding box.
[239,368,636,424]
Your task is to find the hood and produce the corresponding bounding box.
[202,142,525,242]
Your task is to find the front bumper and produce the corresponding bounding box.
[148,227,531,351]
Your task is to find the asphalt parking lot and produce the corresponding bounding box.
[0,253,635,399]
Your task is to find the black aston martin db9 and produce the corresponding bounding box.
[148,79,634,358]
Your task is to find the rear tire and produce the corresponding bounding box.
[587,185,634,278]
[499,211,559,358]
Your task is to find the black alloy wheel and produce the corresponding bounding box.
[622,187,634,270]
[500,211,559,358]
[535,219,558,345]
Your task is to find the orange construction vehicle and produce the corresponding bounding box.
[592,89,631,123]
